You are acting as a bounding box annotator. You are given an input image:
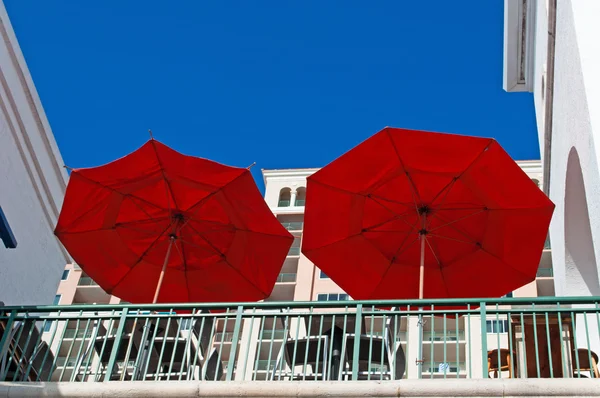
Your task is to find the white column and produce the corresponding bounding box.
[406,314,420,379]
[290,190,297,207]
[235,317,262,381]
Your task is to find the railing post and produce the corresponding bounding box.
[104,308,128,381]
[479,302,488,378]
[0,310,17,381]
[351,304,362,380]
[225,306,244,381]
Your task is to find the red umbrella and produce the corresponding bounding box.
[302,127,554,301]
[55,139,293,304]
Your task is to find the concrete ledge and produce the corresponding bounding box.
[1,379,600,397]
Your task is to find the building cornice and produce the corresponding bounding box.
[503,0,537,92]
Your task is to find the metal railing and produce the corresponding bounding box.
[78,277,99,286]
[281,222,303,231]
[1,297,599,383]
[276,273,297,283]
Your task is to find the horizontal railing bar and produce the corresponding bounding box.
[2,296,600,313]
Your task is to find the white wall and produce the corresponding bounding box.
[0,1,70,305]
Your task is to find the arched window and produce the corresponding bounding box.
[295,187,306,206]
[278,188,291,207]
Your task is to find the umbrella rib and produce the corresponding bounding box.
[363,200,415,232]
[150,139,179,212]
[178,170,248,231]
[430,140,494,210]
[427,233,476,246]
[179,238,268,297]
[367,194,414,208]
[430,178,458,213]
[364,228,420,300]
[428,209,486,233]
[173,239,191,302]
[184,223,227,257]
[106,220,175,294]
[385,129,422,210]
[125,195,162,225]
[390,233,420,264]
[71,170,169,213]
[308,178,367,197]
[434,205,488,211]
[429,212,481,245]
[424,236,452,297]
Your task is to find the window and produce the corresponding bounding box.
[278,188,291,207]
[486,320,508,334]
[502,292,513,298]
[295,187,306,207]
[319,270,329,279]
[43,321,53,333]
[61,270,70,281]
[53,295,61,305]
[0,206,17,249]
[317,293,349,302]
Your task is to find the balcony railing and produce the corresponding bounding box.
[281,222,303,231]
[288,247,300,256]
[77,277,99,286]
[277,200,291,207]
[1,297,600,383]
[276,273,297,283]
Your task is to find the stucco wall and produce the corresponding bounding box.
[528,0,600,354]
[0,1,69,305]
[546,0,600,298]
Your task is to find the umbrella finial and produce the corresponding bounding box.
[247,162,256,170]
[63,165,74,171]
[148,129,154,140]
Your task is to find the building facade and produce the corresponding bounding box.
[0,0,69,306]
[503,0,600,355]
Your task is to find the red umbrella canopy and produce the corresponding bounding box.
[302,127,554,301]
[55,139,293,304]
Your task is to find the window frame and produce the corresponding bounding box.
[61,270,70,281]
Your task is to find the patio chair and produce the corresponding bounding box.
[0,317,54,381]
[573,349,599,378]
[487,348,517,378]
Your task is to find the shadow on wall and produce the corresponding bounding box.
[564,147,600,295]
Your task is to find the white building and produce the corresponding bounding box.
[0,0,69,305]
[503,0,600,353]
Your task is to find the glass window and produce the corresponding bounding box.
[278,188,291,207]
[295,187,306,207]
[61,270,70,281]
[486,320,508,333]
[319,270,329,279]
[317,293,349,302]
[43,321,53,333]
[53,295,61,305]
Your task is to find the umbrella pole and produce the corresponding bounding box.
[152,236,175,304]
[417,213,426,379]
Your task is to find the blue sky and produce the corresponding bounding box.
[5,1,537,191]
